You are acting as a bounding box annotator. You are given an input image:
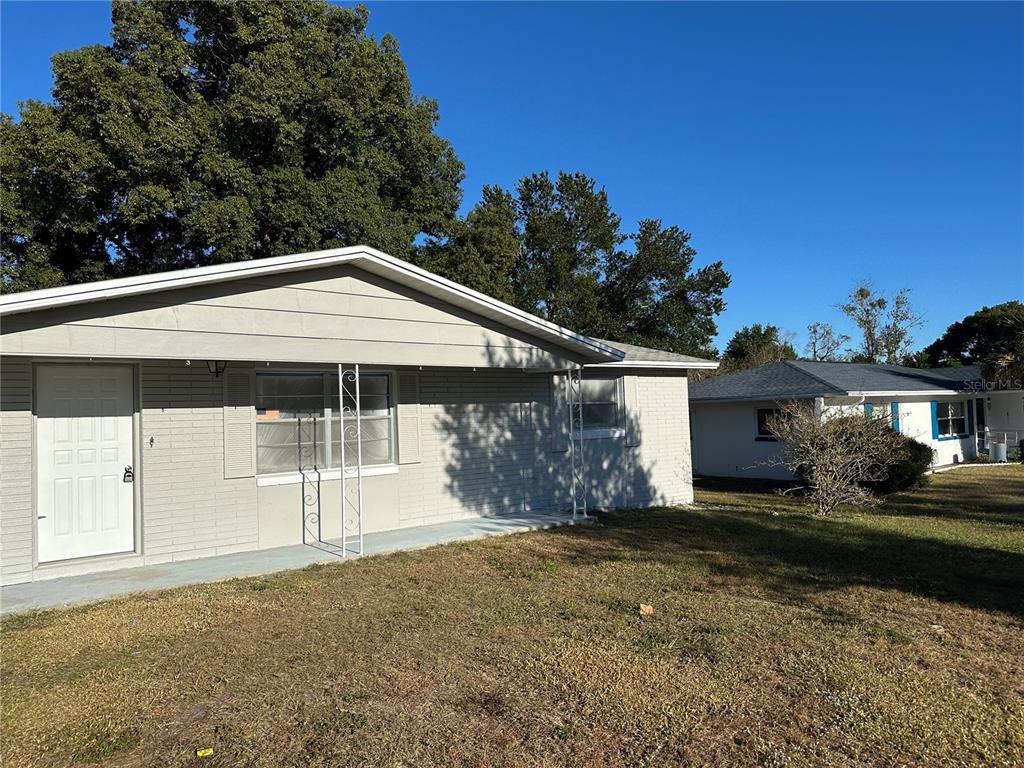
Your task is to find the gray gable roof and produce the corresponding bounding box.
[689,360,982,402]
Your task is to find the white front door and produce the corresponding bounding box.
[36,365,136,563]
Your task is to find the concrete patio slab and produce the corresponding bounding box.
[0,510,592,616]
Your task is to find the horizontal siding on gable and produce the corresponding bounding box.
[1,266,577,369]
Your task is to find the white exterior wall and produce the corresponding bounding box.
[140,361,260,563]
[689,400,794,480]
[635,375,695,505]
[984,391,1024,434]
[0,358,33,585]
[690,393,984,481]
[0,359,695,585]
[255,371,695,539]
[887,397,975,467]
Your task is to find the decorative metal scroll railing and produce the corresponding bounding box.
[339,363,364,556]
[297,415,322,545]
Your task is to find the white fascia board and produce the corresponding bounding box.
[689,395,823,405]
[844,389,965,398]
[585,360,719,371]
[0,245,624,363]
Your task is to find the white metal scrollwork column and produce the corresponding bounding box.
[338,363,364,556]
[298,416,322,544]
[568,368,587,519]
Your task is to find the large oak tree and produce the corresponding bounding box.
[1,0,463,291]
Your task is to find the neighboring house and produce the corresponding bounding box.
[689,360,1023,480]
[0,245,716,587]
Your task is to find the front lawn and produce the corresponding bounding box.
[2,465,1022,767]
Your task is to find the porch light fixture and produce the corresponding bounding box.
[206,360,228,378]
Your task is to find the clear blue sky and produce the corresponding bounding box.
[2,1,1022,353]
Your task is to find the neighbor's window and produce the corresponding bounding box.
[255,371,394,474]
[580,377,621,430]
[935,401,967,437]
[756,408,780,440]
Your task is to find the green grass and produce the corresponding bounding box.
[2,465,1022,767]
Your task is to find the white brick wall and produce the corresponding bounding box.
[396,370,694,524]
[0,359,695,585]
[0,358,33,584]
[637,375,695,505]
[140,361,258,560]
[396,371,560,526]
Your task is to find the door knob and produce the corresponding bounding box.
[123,465,134,483]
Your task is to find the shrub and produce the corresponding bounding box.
[766,404,906,516]
[868,436,933,494]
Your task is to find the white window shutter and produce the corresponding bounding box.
[551,373,569,452]
[623,375,642,447]
[397,372,421,464]
[223,368,256,479]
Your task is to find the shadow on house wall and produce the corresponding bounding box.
[436,344,661,517]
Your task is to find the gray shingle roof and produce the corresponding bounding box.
[689,361,982,402]
[590,339,716,366]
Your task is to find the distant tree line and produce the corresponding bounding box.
[716,287,1022,382]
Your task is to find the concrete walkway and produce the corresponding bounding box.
[0,511,591,616]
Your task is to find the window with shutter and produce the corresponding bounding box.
[223,369,256,479]
[623,376,642,447]
[397,372,421,464]
[551,373,570,452]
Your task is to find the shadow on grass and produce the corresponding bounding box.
[696,469,1024,525]
[881,470,1024,525]
[548,504,1024,619]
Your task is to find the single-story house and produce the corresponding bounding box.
[689,360,1024,480]
[0,245,716,587]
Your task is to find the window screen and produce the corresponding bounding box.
[936,401,967,437]
[580,377,620,430]
[255,371,394,474]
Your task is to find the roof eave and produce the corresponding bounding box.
[0,245,624,364]
[843,389,967,397]
[689,391,835,403]
[586,360,719,371]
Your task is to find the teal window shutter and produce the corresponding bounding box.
[930,401,939,440]
[863,403,874,417]
[966,400,975,435]
[890,402,900,432]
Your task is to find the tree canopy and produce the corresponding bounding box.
[418,171,731,358]
[2,4,731,359]
[804,322,849,361]
[923,301,1024,367]
[720,323,796,371]
[839,283,922,365]
[1,0,463,291]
